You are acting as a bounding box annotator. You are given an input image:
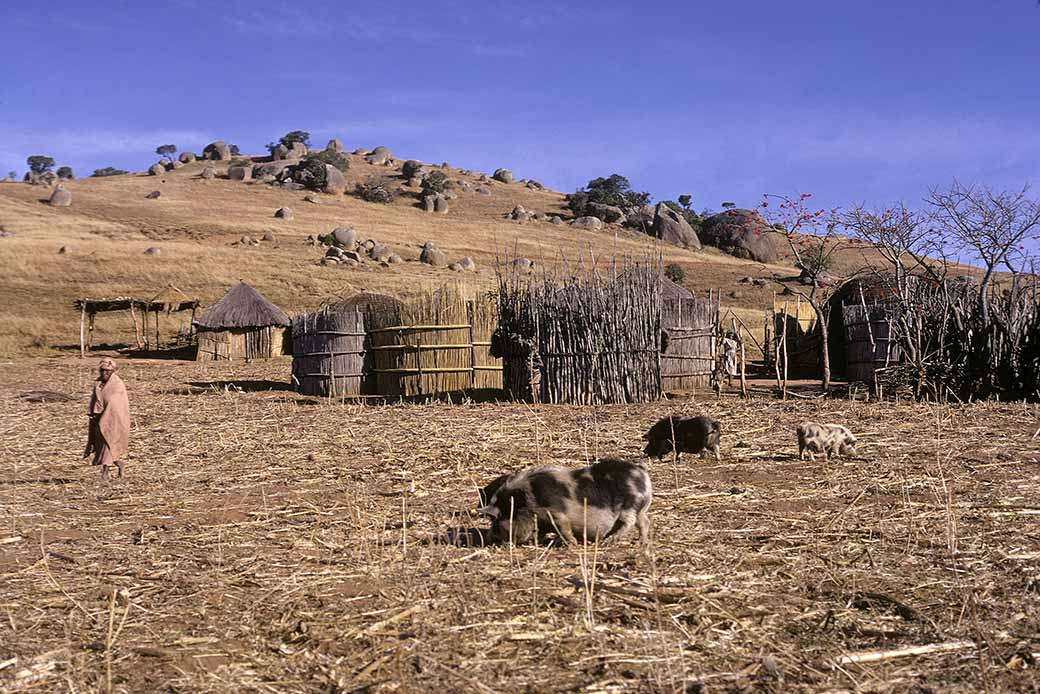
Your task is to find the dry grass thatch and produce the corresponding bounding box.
[194,282,291,330]
[1,356,1038,692]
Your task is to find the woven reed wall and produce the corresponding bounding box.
[842,304,900,383]
[661,291,719,392]
[291,309,366,397]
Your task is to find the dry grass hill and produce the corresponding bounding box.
[0,149,875,356]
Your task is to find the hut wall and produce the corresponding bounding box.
[661,295,718,392]
[842,304,900,383]
[773,296,820,378]
[291,309,366,396]
[367,289,502,397]
[196,327,285,361]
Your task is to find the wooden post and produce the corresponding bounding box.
[739,339,748,399]
[87,313,95,351]
[154,310,160,349]
[129,301,143,349]
[467,301,476,390]
[781,304,789,400]
[79,303,86,358]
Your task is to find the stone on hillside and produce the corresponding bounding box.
[331,227,358,247]
[407,176,422,188]
[200,166,216,179]
[587,202,626,224]
[229,166,252,181]
[370,244,394,263]
[448,262,463,272]
[458,256,476,272]
[652,202,701,250]
[752,278,769,287]
[271,144,290,161]
[323,165,347,194]
[326,139,343,153]
[624,205,656,230]
[526,180,544,190]
[148,163,166,176]
[510,257,535,274]
[551,215,563,224]
[420,244,448,267]
[492,168,514,183]
[366,146,391,165]
[458,180,473,192]
[179,152,196,164]
[252,160,295,179]
[274,207,294,220]
[532,212,548,221]
[475,187,491,196]
[48,184,72,207]
[58,245,67,254]
[262,232,276,242]
[402,160,425,179]
[739,276,753,284]
[441,190,458,201]
[303,194,321,204]
[361,239,376,252]
[434,195,449,214]
[288,142,308,159]
[352,148,368,155]
[388,254,402,264]
[239,235,258,246]
[700,209,782,263]
[169,160,183,170]
[144,247,161,256]
[572,216,603,230]
[423,195,436,212]
[203,141,231,160]
[508,205,531,222]
[145,190,161,199]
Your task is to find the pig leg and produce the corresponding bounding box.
[546,512,579,545]
[636,509,651,544]
[601,511,638,545]
[712,444,721,462]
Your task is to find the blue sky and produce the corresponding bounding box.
[3,1,1039,214]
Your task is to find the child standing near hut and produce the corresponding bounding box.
[84,358,130,482]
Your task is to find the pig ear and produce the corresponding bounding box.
[477,505,496,517]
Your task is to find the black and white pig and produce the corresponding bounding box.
[642,415,721,462]
[477,472,513,509]
[796,422,857,461]
[478,458,652,546]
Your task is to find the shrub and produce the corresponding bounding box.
[91,167,129,177]
[355,176,396,204]
[664,263,686,283]
[567,174,651,217]
[286,158,327,192]
[306,149,349,172]
[229,157,252,169]
[677,194,692,210]
[7,171,15,180]
[280,130,310,148]
[56,166,74,180]
[26,155,54,175]
[421,170,448,198]
[155,144,177,161]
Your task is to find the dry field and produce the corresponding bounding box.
[2,355,1039,693]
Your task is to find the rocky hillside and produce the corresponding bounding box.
[0,141,858,355]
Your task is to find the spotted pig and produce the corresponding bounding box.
[796,422,857,462]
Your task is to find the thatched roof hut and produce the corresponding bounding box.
[194,282,290,361]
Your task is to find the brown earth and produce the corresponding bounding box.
[1,356,1038,692]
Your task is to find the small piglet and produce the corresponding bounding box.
[642,415,721,462]
[796,422,857,461]
[479,458,652,546]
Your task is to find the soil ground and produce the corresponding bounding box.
[2,355,1038,693]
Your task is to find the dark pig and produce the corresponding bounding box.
[642,415,721,462]
[478,458,652,546]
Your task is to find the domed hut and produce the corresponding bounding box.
[194,282,290,361]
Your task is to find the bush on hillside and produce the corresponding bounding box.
[91,166,129,177]
[56,166,74,180]
[286,157,327,192]
[664,263,686,284]
[229,157,252,169]
[567,174,651,217]
[355,176,396,204]
[420,170,448,198]
[307,149,350,172]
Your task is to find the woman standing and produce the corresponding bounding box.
[84,358,130,482]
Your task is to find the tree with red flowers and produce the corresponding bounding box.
[756,192,844,390]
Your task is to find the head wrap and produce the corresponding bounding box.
[98,357,118,371]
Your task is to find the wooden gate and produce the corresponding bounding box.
[842,304,900,383]
[291,309,366,397]
[661,292,719,392]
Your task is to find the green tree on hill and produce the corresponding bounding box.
[567,174,651,217]
[27,155,55,175]
[155,144,177,162]
[56,166,74,180]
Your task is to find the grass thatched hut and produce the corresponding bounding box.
[194,282,290,361]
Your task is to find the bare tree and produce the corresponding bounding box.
[926,181,1040,321]
[759,193,844,390]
